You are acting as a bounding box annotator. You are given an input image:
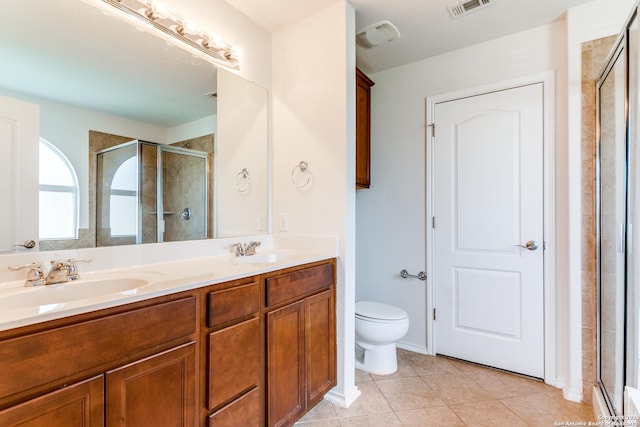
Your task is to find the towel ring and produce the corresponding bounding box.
[291,161,312,189]
[235,168,251,193]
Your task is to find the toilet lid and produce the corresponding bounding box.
[355,301,408,321]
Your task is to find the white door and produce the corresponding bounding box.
[433,83,544,378]
[0,95,39,252]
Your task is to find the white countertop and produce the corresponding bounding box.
[0,248,336,332]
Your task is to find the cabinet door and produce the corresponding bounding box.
[208,317,260,410]
[266,301,305,427]
[0,376,103,427]
[356,69,374,189]
[305,289,336,408]
[106,342,196,427]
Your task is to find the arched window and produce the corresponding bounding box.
[109,156,138,236]
[39,139,79,240]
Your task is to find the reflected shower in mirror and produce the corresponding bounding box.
[96,140,209,247]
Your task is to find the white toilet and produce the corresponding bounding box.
[355,301,410,375]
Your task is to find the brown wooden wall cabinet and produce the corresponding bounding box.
[0,259,336,427]
[356,68,375,189]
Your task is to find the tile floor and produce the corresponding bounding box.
[296,349,596,426]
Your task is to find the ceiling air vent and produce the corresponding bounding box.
[448,0,499,19]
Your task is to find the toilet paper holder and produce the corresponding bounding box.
[400,269,426,281]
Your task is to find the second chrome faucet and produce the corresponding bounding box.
[232,241,261,257]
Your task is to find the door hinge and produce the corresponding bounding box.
[428,123,435,138]
[433,308,436,321]
[432,216,436,229]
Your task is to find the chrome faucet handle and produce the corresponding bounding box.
[8,262,46,287]
[66,258,92,281]
[244,241,261,256]
[232,243,245,257]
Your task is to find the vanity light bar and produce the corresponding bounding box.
[86,0,239,69]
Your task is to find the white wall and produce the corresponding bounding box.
[217,69,268,237]
[272,0,360,407]
[356,19,570,381]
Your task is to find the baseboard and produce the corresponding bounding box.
[324,385,361,408]
[563,387,583,403]
[396,341,429,355]
[593,385,609,418]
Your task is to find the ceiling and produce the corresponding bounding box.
[226,0,599,74]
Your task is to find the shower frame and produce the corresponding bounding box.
[96,139,209,245]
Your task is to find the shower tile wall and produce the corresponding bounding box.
[581,35,617,403]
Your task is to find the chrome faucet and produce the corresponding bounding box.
[46,258,92,284]
[232,241,261,256]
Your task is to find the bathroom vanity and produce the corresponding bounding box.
[0,254,336,427]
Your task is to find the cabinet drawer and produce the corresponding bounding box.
[207,282,259,328]
[208,387,260,427]
[208,318,260,410]
[0,296,196,403]
[266,262,334,307]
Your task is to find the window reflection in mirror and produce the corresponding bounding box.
[39,139,79,240]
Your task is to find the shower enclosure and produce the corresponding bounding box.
[96,140,209,247]
[596,5,640,416]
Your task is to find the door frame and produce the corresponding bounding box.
[425,71,556,385]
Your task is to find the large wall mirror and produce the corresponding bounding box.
[0,0,268,252]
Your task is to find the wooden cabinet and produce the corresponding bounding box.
[266,300,306,427]
[204,281,262,426]
[0,376,104,427]
[106,342,196,427]
[0,259,337,427]
[0,296,197,427]
[356,68,375,189]
[265,261,337,427]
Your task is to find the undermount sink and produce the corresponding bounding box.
[231,252,290,265]
[0,276,152,309]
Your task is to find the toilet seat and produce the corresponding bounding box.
[355,301,408,321]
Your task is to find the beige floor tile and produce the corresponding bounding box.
[370,356,417,380]
[332,381,393,418]
[395,406,466,426]
[450,400,528,427]
[466,369,552,399]
[405,354,460,376]
[295,419,342,426]
[337,412,402,427]
[376,376,446,411]
[297,399,337,423]
[500,391,597,425]
[421,373,492,405]
[355,368,373,384]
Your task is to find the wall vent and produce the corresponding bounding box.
[448,0,498,19]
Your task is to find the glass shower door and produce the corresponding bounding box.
[597,39,627,415]
[160,147,208,243]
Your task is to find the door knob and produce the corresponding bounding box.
[514,241,538,251]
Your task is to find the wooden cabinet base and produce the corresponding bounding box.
[0,376,104,427]
[208,387,260,427]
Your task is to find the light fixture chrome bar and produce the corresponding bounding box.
[91,0,239,69]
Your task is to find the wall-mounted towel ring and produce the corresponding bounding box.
[235,168,251,193]
[291,161,312,189]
